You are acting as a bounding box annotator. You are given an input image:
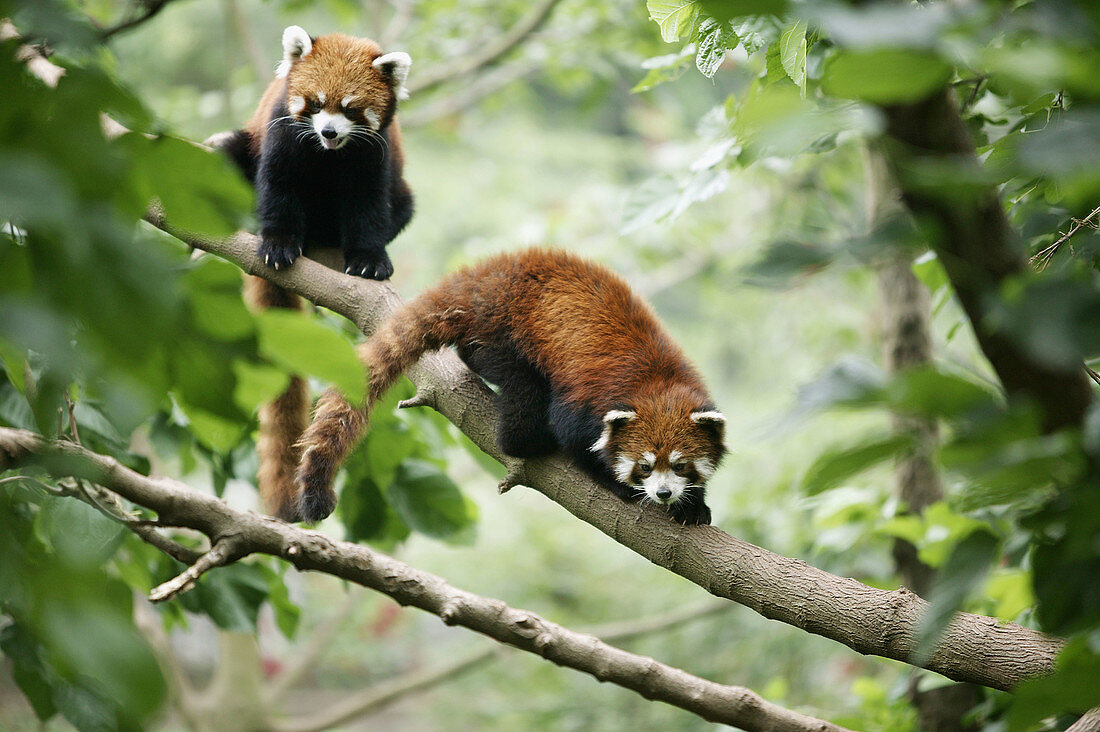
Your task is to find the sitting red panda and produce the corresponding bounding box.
[218,25,414,279]
[282,249,727,525]
[211,26,414,519]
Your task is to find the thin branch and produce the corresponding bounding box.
[1031,204,1100,270]
[407,0,564,97]
[276,599,728,732]
[266,592,358,700]
[0,427,848,732]
[272,646,499,732]
[137,215,1063,692]
[1086,365,1100,388]
[403,63,537,127]
[149,538,239,602]
[97,0,179,41]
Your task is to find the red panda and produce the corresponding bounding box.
[211,26,414,519]
[282,249,727,525]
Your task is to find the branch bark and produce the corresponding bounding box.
[129,212,1064,692]
[0,427,848,732]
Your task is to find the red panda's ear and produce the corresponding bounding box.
[277,26,313,78]
[690,411,727,449]
[373,52,412,101]
[589,409,636,453]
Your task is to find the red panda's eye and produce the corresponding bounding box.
[672,462,688,475]
[308,99,323,113]
[637,461,653,476]
[345,107,361,116]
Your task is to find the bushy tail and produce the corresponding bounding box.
[243,276,310,520]
[292,290,466,522]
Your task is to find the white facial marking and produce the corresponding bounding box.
[287,95,306,114]
[614,455,635,484]
[278,25,312,78]
[641,469,689,505]
[364,109,381,130]
[642,451,656,465]
[373,51,412,100]
[312,110,354,150]
[690,411,726,425]
[669,450,683,464]
[694,457,716,480]
[341,95,355,108]
[589,409,637,453]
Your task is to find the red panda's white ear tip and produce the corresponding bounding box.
[373,51,412,100]
[277,26,312,77]
[690,411,725,425]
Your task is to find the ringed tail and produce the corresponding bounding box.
[244,276,310,521]
[293,287,466,521]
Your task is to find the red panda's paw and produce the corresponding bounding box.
[670,500,711,526]
[344,250,394,281]
[258,232,303,271]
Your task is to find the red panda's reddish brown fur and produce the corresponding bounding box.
[286,249,726,525]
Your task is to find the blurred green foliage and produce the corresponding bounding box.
[2,0,1100,729]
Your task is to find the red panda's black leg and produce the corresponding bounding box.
[255,128,307,270]
[340,194,394,280]
[388,178,414,241]
[458,344,558,459]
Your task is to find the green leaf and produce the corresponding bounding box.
[256,310,365,406]
[803,434,912,495]
[985,569,1034,621]
[36,497,125,568]
[127,134,252,237]
[823,50,952,104]
[916,530,999,661]
[183,257,255,342]
[259,563,300,639]
[232,360,291,415]
[1007,637,1100,731]
[696,18,735,78]
[778,21,807,96]
[387,460,477,543]
[182,562,270,632]
[177,401,248,454]
[647,0,699,43]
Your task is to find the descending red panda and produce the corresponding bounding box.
[211,26,414,518]
[279,249,727,525]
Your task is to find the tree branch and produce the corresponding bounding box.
[880,90,1093,432]
[127,214,1069,692]
[0,427,848,732]
[97,0,181,41]
[407,0,564,97]
[274,599,729,732]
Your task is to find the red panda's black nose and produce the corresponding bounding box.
[320,126,338,139]
[656,488,672,501]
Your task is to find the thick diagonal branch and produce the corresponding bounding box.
[0,427,847,732]
[136,212,1064,691]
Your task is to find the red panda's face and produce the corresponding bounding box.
[277,27,411,151]
[590,393,726,509]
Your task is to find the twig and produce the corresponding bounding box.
[149,538,238,602]
[98,0,179,41]
[1086,365,1100,388]
[1030,204,1100,270]
[266,592,358,700]
[407,0,564,97]
[273,598,727,731]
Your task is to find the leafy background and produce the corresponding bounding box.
[2,0,1099,729]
